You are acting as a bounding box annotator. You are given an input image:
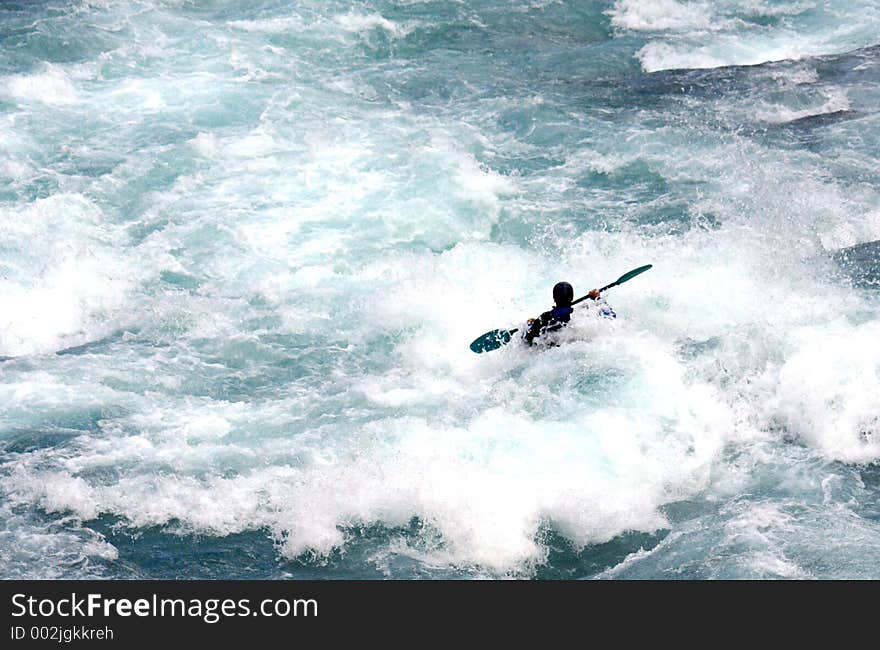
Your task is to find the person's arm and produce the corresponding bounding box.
[524,316,543,345]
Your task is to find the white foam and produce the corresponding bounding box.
[0,273,735,571]
[333,12,412,38]
[595,542,668,579]
[226,17,303,34]
[0,371,123,431]
[0,503,117,579]
[773,321,880,463]
[755,89,850,124]
[779,67,820,85]
[636,42,723,72]
[621,0,880,71]
[0,194,134,356]
[4,65,78,105]
[189,132,220,157]
[635,35,827,72]
[718,501,809,578]
[608,0,718,32]
[0,158,33,179]
[105,79,166,111]
[734,0,818,18]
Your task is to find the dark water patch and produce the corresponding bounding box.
[262,331,406,376]
[580,64,752,121]
[535,527,669,579]
[280,519,452,579]
[1,20,118,67]
[8,174,59,202]
[160,270,202,292]
[858,463,880,520]
[0,505,116,579]
[88,519,286,580]
[0,2,37,13]
[832,239,880,289]
[53,151,126,179]
[127,217,170,244]
[489,211,540,247]
[0,405,128,439]
[676,336,723,360]
[128,122,201,151]
[190,92,269,129]
[592,44,880,146]
[640,43,880,93]
[752,110,864,152]
[577,159,670,193]
[56,330,129,356]
[108,149,202,220]
[776,109,859,129]
[352,4,630,112]
[631,199,702,234]
[86,516,458,579]
[159,332,406,404]
[489,155,566,177]
[368,22,490,61]
[362,0,614,72]
[6,511,678,579]
[0,426,83,454]
[0,355,37,373]
[811,43,880,83]
[572,162,699,235]
[376,57,487,104]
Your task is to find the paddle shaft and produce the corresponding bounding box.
[570,280,617,307]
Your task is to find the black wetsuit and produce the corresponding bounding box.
[523,305,574,345]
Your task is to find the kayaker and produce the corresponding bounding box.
[523,282,600,345]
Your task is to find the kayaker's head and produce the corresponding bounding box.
[553,281,574,307]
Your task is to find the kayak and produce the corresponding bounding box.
[469,300,616,353]
[468,265,651,354]
[519,299,616,347]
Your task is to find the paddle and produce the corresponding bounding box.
[468,264,653,353]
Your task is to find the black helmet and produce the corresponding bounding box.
[553,281,573,307]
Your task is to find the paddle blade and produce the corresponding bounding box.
[614,264,652,286]
[469,328,515,353]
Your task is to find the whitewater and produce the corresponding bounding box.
[1,0,879,579]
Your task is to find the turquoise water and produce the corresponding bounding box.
[2,0,880,579]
